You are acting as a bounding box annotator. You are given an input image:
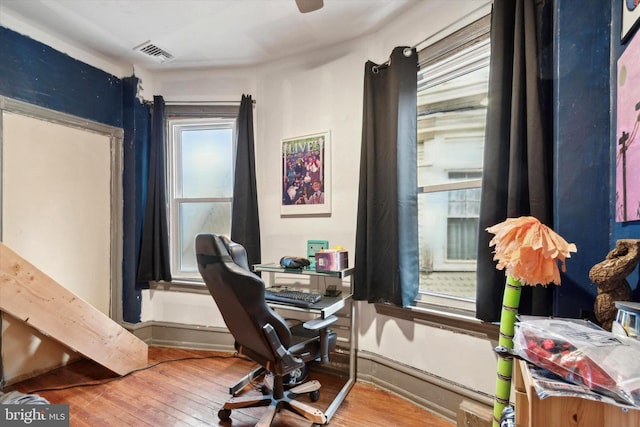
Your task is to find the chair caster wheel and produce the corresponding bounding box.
[310,390,320,402]
[218,408,231,421]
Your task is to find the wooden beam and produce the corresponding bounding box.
[0,242,147,375]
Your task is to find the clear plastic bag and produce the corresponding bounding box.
[513,317,640,407]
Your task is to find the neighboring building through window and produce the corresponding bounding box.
[447,171,481,261]
[417,15,490,301]
[166,105,237,280]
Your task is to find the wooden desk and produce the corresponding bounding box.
[514,359,640,427]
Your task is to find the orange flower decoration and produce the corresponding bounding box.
[487,216,577,286]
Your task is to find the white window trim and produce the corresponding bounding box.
[166,116,237,281]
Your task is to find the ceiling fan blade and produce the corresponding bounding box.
[295,0,324,13]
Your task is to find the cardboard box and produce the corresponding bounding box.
[315,250,348,272]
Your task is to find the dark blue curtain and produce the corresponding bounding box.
[354,47,419,307]
[231,94,261,268]
[137,95,172,284]
[475,0,554,322]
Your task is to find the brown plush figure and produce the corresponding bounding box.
[589,239,640,330]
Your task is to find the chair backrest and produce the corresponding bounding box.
[195,233,292,365]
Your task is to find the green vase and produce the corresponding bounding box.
[493,275,522,427]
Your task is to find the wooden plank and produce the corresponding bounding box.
[0,242,147,375]
[604,403,640,426]
[514,391,529,427]
[457,400,492,427]
[514,359,640,427]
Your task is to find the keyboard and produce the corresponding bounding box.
[264,288,322,308]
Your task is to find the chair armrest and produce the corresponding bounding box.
[303,315,338,330]
[263,323,305,376]
[302,315,338,364]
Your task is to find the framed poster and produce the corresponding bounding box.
[281,131,331,216]
[622,0,640,43]
[616,31,640,221]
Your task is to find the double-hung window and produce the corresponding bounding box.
[417,15,490,304]
[166,105,238,281]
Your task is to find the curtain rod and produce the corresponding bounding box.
[372,1,492,73]
[164,100,255,106]
[411,1,492,52]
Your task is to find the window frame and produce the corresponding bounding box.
[414,14,491,315]
[164,104,239,282]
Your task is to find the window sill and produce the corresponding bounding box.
[374,301,499,340]
[149,279,208,293]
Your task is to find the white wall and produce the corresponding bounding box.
[256,43,363,260]
[357,303,496,394]
[142,0,496,397]
[1,111,115,384]
[2,113,113,315]
[141,289,225,326]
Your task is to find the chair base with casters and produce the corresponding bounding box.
[219,373,326,426]
[218,322,334,426]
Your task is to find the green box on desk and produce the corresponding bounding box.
[315,250,348,272]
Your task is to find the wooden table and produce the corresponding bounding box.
[514,359,640,427]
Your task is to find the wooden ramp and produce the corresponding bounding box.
[0,242,148,376]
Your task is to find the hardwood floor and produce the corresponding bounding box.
[5,347,454,427]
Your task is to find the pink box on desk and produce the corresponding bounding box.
[315,250,348,272]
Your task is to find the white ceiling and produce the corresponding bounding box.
[0,0,420,70]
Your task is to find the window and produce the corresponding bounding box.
[417,15,490,302]
[166,109,237,280]
[447,171,481,261]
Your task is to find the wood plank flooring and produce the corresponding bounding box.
[5,346,454,427]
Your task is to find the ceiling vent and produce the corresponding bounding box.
[133,41,174,63]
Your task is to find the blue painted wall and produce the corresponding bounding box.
[0,26,123,128]
[0,26,148,322]
[553,0,613,318]
[122,77,151,323]
[554,0,640,319]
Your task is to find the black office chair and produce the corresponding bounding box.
[195,233,337,426]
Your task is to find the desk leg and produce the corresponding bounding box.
[323,299,357,423]
[229,366,266,396]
